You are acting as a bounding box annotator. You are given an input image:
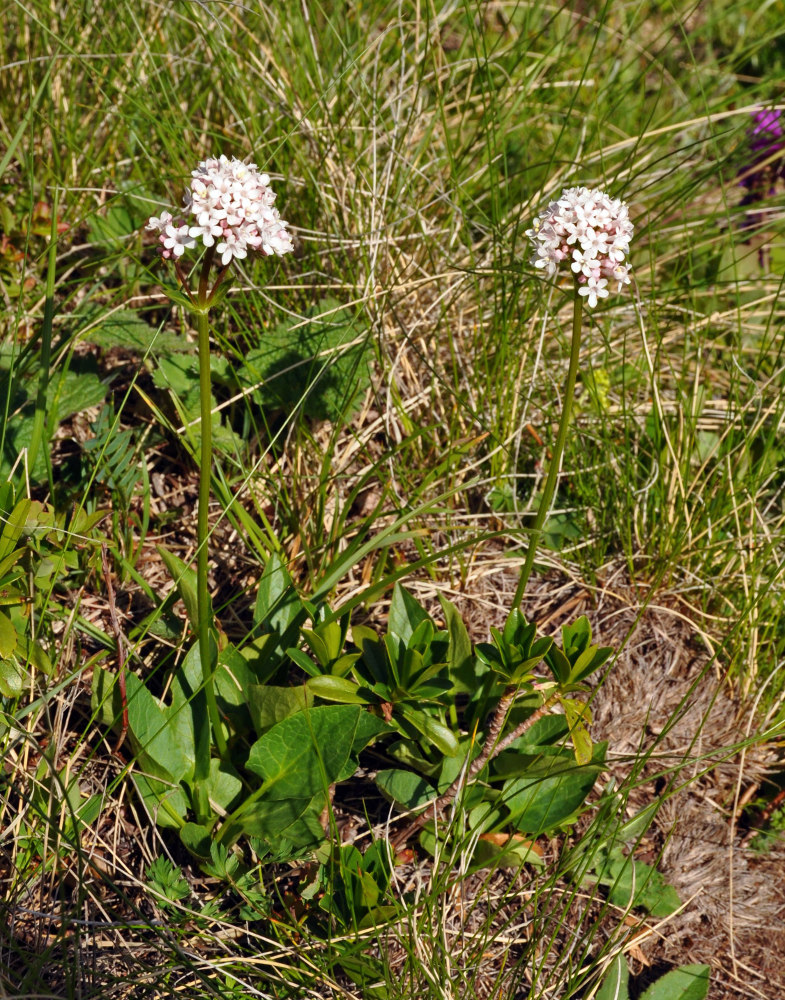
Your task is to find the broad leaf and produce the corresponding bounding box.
[398,705,460,757]
[561,697,593,765]
[307,673,373,704]
[204,759,243,813]
[180,822,213,858]
[252,555,305,671]
[83,308,183,356]
[640,965,710,1000]
[438,594,479,692]
[388,584,430,644]
[49,369,107,422]
[132,771,188,829]
[562,615,592,660]
[503,744,606,834]
[0,657,25,698]
[602,852,681,917]
[214,644,259,731]
[125,672,191,782]
[245,704,367,800]
[375,769,436,811]
[596,953,630,1000]
[227,794,327,849]
[0,609,18,658]
[247,683,313,735]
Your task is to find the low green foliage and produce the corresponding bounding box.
[93,547,614,873]
[597,954,710,1000]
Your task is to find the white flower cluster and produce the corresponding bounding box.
[146,155,293,266]
[526,186,633,307]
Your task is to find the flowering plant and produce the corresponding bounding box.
[512,185,634,610]
[142,155,293,824]
[146,155,293,307]
[527,185,633,308]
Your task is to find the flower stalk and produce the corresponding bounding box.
[195,301,228,768]
[512,289,583,608]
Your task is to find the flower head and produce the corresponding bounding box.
[146,155,293,265]
[527,186,633,307]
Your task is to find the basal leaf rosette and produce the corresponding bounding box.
[527,186,633,307]
[146,154,293,265]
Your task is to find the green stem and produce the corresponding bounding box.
[512,290,584,608]
[27,190,59,481]
[195,294,228,780]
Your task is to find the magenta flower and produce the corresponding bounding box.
[739,108,784,197]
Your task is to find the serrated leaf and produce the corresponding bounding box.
[237,297,372,423]
[50,369,107,423]
[83,309,182,355]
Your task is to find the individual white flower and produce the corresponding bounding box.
[578,276,609,308]
[570,248,597,276]
[162,223,196,258]
[611,263,631,291]
[145,210,173,232]
[216,229,249,266]
[582,226,610,256]
[533,245,559,276]
[189,219,224,247]
[528,186,633,306]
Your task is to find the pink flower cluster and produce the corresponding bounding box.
[526,186,633,307]
[146,155,293,265]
